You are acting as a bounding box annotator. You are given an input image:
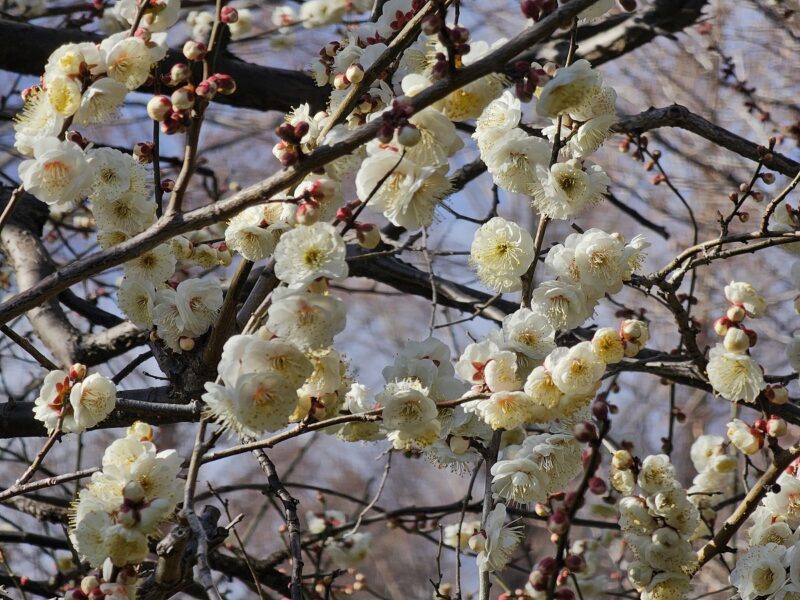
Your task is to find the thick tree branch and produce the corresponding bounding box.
[0,18,328,113]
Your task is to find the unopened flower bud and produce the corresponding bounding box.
[555,588,575,600]
[767,416,787,437]
[572,421,597,443]
[169,62,190,85]
[346,63,365,83]
[182,40,207,61]
[727,304,746,323]
[147,95,172,121]
[534,502,550,517]
[171,87,195,110]
[612,449,633,470]
[221,5,238,23]
[161,178,175,192]
[195,79,218,99]
[81,576,100,594]
[179,336,195,351]
[421,14,443,34]
[333,73,350,90]
[133,142,154,163]
[723,327,750,352]
[448,435,470,455]
[356,224,381,249]
[123,481,146,503]
[564,554,584,573]
[468,533,485,553]
[210,73,237,95]
[547,511,568,535]
[70,363,87,381]
[588,477,607,495]
[714,316,732,336]
[620,319,648,343]
[766,385,789,405]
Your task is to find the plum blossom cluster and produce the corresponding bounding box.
[728,465,800,599]
[71,422,183,568]
[686,435,736,538]
[617,454,700,600]
[459,317,647,430]
[707,281,768,403]
[33,364,116,434]
[202,286,348,436]
[60,562,137,600]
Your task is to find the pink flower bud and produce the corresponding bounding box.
[169,63,190,85]
[69,363,87,381]
[547,511,569,535]
[182,40,207,61]
[147,94,172,121]
[714,316,732,336]
[134,142,154,163]
[564,554,585,573]
[333,73,350,90]
[555,588,575,600]
[573,421,597,443]
[161,179,175,192]
[211,73,237,95]
[221,5,239,23]
[421,14,443,34]
[195,79,218,99]
[588,477,607,495]
[536,556,556,576]
[171,87,195,110]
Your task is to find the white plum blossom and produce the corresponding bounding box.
[13,89,64,156]
[730,543,787,600]
[274,222,348,287]
[727,418,762,455]
[266,288,347,350]
[469,503,521,572]
[530,159,610,220]
[355,149,451,230]
[74,78,128,126]
[474,91,522,154]
[706,344,765,403]
[19,137,93,207]
[483,129,550,195]
[529,279,591,331]
[469,216,535,293]
[502,308,556,360]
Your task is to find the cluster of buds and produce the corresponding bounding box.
[273,120,310,167]
[520,0,557,21]
[376,100,419,147]
[527,555,579,599]
[509,60,550,102]
[147,72,236,134]
[333,62,365,90]
[61,566,136,600]
[429,25,470,79]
